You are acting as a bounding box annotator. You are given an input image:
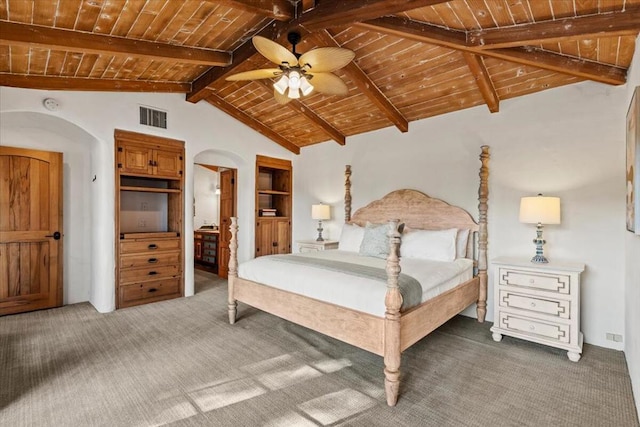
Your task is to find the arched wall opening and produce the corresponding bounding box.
[0,111,115,312]
[185,149,249,296]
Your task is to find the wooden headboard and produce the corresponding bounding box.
[349,189,478,259]
[349,189,479,232]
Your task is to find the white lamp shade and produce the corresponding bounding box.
[519,196,561,224]
[311,204,331,220]
[273,75,288,95]
[300,76,314,96]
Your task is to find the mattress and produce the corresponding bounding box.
[238,250,474,317]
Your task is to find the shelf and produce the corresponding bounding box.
[120,185,181,193]
[258,190,290,195]
[258,216,289,219]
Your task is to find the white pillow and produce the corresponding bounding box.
[338,223,365,252]
[401,228,457,262]
[456,229,470,258]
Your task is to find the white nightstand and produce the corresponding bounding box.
[490,257,585,362]
[296,240,339,253]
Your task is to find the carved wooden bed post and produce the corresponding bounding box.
[477,146,490,322]
[228,216,238,324]
[384,219,403,406]
[345,165,352,222]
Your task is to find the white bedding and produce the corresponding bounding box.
[238,250,474,317]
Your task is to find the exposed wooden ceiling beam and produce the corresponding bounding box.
[315,30,408,133]
[0,21,231,67]
[0,74,190,92]
[462,53,499,113]
[468,8,640,49]
[296,0,452,32]
[214,0,295,21]
[257,80,345,145]
[205,92,300,154]
[357,16,627,85]
[485,47,626,86]
[187,21,288,103]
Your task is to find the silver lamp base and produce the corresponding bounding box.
[316,220,325,241]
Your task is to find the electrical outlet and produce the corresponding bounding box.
[606,333,623,342]
[141,202,148,211]
[138,219,146,228]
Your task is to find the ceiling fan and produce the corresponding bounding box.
[225,32,355,104]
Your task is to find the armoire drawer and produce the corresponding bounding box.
[119,278,181,308]
[120,251,180,269]
[120,238,180,254]
[498,290,570,319]
[119,264,179,283]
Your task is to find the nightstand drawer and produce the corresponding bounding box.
[499,312,570,343]
[499,290,570,319]
[499,268,570,294]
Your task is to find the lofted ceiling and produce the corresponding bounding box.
[1,1,639,154]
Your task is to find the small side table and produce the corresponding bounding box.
[490,256,585,362]
[296,240,339,253]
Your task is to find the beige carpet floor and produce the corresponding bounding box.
[1,270,638,427]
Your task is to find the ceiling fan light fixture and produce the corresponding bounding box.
[300,76,314,96]
[288,70,301,90]
[274,75,289,95]
[288,87,301,99]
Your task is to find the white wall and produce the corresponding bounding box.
[0,88,293,312]
[293,80,629,350]
[624,37,640,419]
[193,165,219,229]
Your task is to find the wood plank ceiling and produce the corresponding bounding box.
[1,1,639,154]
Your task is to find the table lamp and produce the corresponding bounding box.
[312,203,331,241]
[519,194,561,263]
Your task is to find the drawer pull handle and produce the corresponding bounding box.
[148,288,158,293]
[148,271,158,276]
[148,244,158,250]
[530,302,536,308]
[529,279,534,284]
[148,258,158,264]
[529,325,535,331]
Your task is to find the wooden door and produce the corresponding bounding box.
[118,143,153,175]
[218,169,236,278]
[0,147,63,315]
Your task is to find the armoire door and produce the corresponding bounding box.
[218,168,236,278]
[0,147,63,315]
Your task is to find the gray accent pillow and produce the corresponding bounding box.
[359,222,391,259]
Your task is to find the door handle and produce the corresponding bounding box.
[45,231,61,240]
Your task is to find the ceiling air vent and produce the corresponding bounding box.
[139,106,167,129]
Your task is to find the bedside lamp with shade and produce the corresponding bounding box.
[519,194,561,263]
[312,203,331,241]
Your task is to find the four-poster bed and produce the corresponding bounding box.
[227,146,490,406]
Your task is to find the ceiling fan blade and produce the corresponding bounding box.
[299,47,355,73]
[253,36,298,67]
[225,68,282,81]
[274,89,292,105]
[308,72,349,96]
